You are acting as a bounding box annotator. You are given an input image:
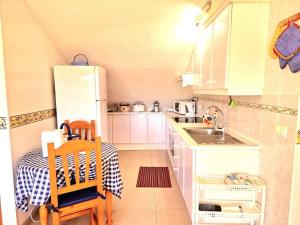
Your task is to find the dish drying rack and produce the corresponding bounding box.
[195,174,266,225]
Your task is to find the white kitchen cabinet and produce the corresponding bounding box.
[178,138,185,194]
[148,113,164,143]
[108,114,113,143]
[199,24,213,89]
[168,126,194,222]
[109,112,165,149]
[211,5,230,89]
[193,2,270,95]
[183,144,194,220]
[112,114,130,143]
[130,113,147,143]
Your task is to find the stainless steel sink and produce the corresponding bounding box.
[183,127,245,145]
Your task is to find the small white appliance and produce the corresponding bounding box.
[133,102,145,112]
[54,65,108,142]
[41,129,65,157]
[174,100,196,116]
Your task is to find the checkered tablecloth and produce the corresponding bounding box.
[15,142,123,212]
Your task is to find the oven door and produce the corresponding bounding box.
[168,127,179,176]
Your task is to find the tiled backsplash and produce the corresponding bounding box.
[198,96,298,116]
[10,109,56,129]
[198,94,298,225]
[0,117,7,129]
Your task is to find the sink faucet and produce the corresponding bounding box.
[204,105,225,131]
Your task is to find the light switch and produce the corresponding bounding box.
[275,125,288,138]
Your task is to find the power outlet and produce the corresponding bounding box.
[275,125,288,138]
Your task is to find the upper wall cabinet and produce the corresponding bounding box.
[193,2,270,95]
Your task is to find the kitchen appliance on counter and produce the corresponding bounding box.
[53,65,108,141]
[174,100,196,116]
[120,102,131,112]
[153,101,160,112]
[133,102,145,112]
[173,116,203,123]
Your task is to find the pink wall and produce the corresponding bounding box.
[0,1,66,224]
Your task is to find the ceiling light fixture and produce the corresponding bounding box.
[202,0,212,13]
[195,0,212,27]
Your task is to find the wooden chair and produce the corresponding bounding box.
[47,137,104,225]
[0,204,2,225]
[64,120,96,141]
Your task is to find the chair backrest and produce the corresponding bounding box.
[64,120,96,141]
[47,137,103,208]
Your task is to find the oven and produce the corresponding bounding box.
[167,126,179,176]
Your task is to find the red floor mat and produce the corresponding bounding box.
[136,167,172,188]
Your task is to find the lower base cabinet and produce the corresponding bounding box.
[111,114,130,143]
[130,113,147,143]
[108,112,165,149]
[183,143,194,220]
[167,123,263,225]
[171,133,195,222]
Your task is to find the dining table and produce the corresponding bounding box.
[15,142,123,225]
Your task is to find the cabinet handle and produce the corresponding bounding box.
[173,168,179,171]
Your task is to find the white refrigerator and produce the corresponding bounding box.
[53,65,108,142]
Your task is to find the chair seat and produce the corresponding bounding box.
[58,186,98,208]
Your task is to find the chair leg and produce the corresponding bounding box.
[90,208,96,225]
[97,199,104,225]
[39,205,48,225]
[52,212,60,225]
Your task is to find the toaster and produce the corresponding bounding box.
[133,102,145,112]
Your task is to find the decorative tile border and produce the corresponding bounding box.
[10,109,56,129]
[0,117,7,129]
[198,96,298,116]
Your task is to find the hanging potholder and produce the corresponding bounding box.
[274,23,300,60]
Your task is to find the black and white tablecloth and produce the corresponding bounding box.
[15,142,123,211]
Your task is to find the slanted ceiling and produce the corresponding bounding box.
[25,0,205,108]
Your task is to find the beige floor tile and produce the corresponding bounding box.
[118,188,155,209]
[155,188,186,209]
[113,209,156,225]
[156,209,191,225]
[62,215,93,225]
[32,150,190,225]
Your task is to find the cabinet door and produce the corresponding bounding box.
[178,139,185,194]
[130,113,147,143]
[211,5,230,89]
[148,113,163,143]
[112,114,130,143]
[173,133,180,181]
[200,24,213,89]
[183,145,193,220]
[108,114,113,143]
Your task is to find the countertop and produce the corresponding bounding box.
[108,111,164,114]
[165,113,261,151]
